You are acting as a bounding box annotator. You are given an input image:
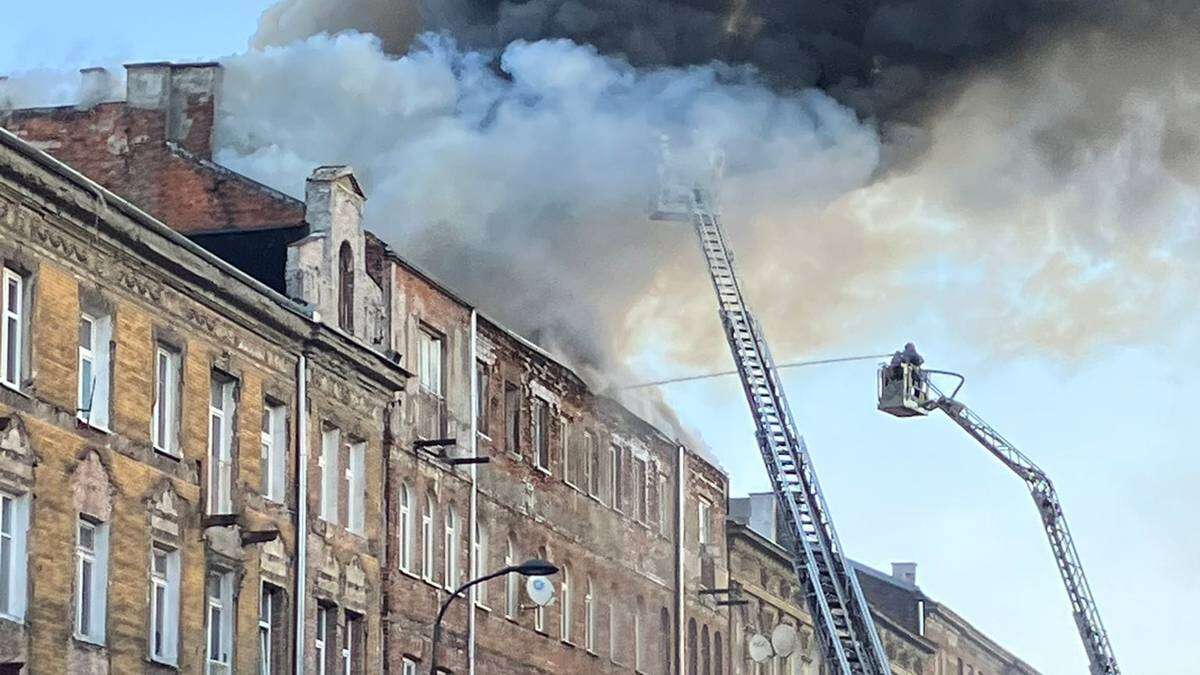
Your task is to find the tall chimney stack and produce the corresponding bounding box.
[124,62,222,158]
[78,67,114,109]
[891,562,918,586]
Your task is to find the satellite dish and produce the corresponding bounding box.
[771,624,798,658]
[748,633,773,663]
[526,575,555,607]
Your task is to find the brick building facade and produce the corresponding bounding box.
[0,62,1040,675]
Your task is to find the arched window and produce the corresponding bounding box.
[473,520,489,606]
[444,505,459,590]
[585,578,596,652]
[505,537,518,618]
[660,607,671,674]
[398,483,412,571]
[560,564,572,642]
[714,631,723,675]
[338,241,354,332]
[534,546,548,632]
[634,596,645,671]
[687,619,698,675]
[421,493,435,582]
[702,624,711,675]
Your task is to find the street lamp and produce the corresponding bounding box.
[430,559,558,675]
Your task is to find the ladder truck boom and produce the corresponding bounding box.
[878,354,1120,675]
[653,187,890,675]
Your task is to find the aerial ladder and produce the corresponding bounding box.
[653,185,891,675]
[878,349,1120,675]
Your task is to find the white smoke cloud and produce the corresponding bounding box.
[215,32,885,373]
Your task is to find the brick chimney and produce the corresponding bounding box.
[891,562,918,586]
[124,62,222,159]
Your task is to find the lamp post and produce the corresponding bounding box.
[429,559,558,675]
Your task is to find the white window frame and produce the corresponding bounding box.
[208,374,236,515]
[150,545,180,664]
[320,426,341,524]
[698,498,712,547]
[531,398,550,472]
[398,483,413,572]
[315,605,329,675]
[0,492,28,621]
[75,517,109,644]
[559,564,572,642]
[347,441,365,534]
[261,403,287,503]
[659,474,669,537]
[152,346,181,455]
[421,494,435,582]
[584,578,595,653]
[259,582,282,675]
[475,360,490,437]
[1,268,23,390]
[443,505,459,591]
[77,313,96,423]
[417,327,443,397]
[343,611,362,675]
[634,457,648,522]
[634,605,643,671]
[206,568,234,674]
[504,538,517,618]
[534,547,547,633]
[473,521,489,607]
[401,658,418,675]
[610,445,623,512]
[585,432,599,497]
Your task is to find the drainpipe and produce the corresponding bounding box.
[468,309,479,675]
[294,353,309,675]
[675,443,686,675]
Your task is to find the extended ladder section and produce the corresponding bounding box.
[662,188,889,674]
[926,381,1120,675]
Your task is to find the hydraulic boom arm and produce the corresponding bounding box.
[879,362,1119,675]
[655,187,890,674]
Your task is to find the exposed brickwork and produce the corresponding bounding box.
[2,67,304,234]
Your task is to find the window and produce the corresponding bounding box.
[634,458,648,522]
[504,382,520,454]
[320,426,341,524]
[206,568,234,674]
[444,505,459,590]
[152,346,182,455]
[347,441,365,534]
[150,546,180,664]
[532,398,550,471]
[584,578,595,653]
[338,241,355,333]
[473,521,489,607]
[75,518,108,644]
[208,373,237,515]
[475,360,491,435]
[401,658,418,675]
[504,537,518,618]
[315,605,331,675]
[534,546,547,633]
[634,598,644,672]
[917,599,926,636]
[659,475,670,537]
[261,404,287,502]
[398,483,413,572]
[344,611,364,675]
[701,624,711,675]
[421,493,435,582]
[698,498,711,546]
[559,564,572,642]
[0,493,28,621]
[562,420,574,487]
[611,445,623,512]
[77,312,111,428]
[259,583,285,675]
[1,269,23,389]
[417,328,443,397]
[586,432,599,497]
[715,631,723,675]
[609,603,617,661]
[660,608,671,674]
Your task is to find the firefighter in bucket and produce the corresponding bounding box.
[878,343,930,417]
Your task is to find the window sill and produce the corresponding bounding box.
[586,648,598,657]
[561,639,575,649]
[75,418,111,434]
[474,602,492,613]
[152,446,182,462]
[397,567,421,581]
[73,634,105,648]
[534,466,551,476]
[148,655,179,670]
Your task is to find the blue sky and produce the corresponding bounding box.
[2,4,1193,673]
